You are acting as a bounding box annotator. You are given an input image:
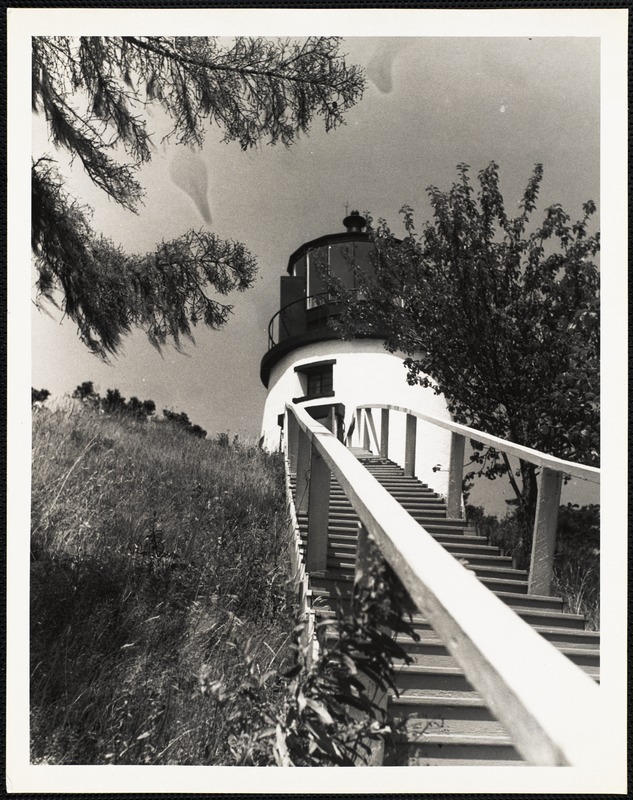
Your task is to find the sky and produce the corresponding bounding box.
[10,7,629,795]
[31,35,601,444]
[29,31,603,514]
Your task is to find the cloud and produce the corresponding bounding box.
[366,39,416,94]
[168,148,212,224]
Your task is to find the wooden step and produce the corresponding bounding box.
[309,579,562,612]
[464,564,528,581]
[408,606,588,631]
[309,565,561,610]
[297,525,492,550]
[330,498,446,511]
[393,634,599,671]
[389,694,506,738]
[434,541,501,556]
[394,664,476,693]
[531,626,599,648]
[384,733,522,766]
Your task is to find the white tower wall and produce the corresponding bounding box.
[261,339,453,498]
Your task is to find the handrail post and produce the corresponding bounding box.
[354,522,371,589]
[328,406,336,436]
[404,413,417,477]
[528,467,563,596]
[365,408,379,453]
[380,408,389,458]
[305,446,330,573]
[447,432,466,518]
[295,426,311,515]
[355,409,362,448]
[354,522,388,765]
[346,414,355,446]
[286,408,299,473]
[362,410,370,451]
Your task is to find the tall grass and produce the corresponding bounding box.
[30,403,295,765]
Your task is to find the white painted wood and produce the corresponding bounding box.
[354,522,371,589]
[287,402,602,767]
[305,445,330,573]
[447,432,466,518]
[404,413,417,477]
[286,408,299,473]
[295,426,311,515]
[283,453,319,666]
[380,408,389,458]
[529,467,564,596]
[283,456,304,586]
[358,403,600,484]
[261,344,454,495]
[362,410,370,450]
[355,408,362,449]
[365,407,380,454]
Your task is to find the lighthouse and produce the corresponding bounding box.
[260,212,453,496]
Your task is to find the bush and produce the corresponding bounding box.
[208,547,418,766]
[553,504,599,629]
[467,503,599,628]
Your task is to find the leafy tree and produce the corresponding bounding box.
[556,503,599,565]
[72,381,157,421]
[331,162,599,554]
[189,424,207,440]
[31,387,50,405]
[126,396,156,420]
[72,380,99,403]
[102,387,127,414]
[32,36,364,356]
[163,408,207,439]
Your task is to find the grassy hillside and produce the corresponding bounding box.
[30,402,295,765]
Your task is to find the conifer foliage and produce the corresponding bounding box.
[32,36,365,356]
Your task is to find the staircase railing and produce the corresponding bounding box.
[351,404,600,596]
[282,450,317,662]
[284,400,602,767]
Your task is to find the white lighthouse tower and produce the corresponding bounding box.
[260,212,453,496]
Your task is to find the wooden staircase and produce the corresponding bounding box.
[291,450,600,767]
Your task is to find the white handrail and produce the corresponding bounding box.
[286,401,602,767]
[357,403,600,483]
[283,452,317,663]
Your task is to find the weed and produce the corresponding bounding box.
[467,502,600,626]
[30,403,295,764]
[207,543,418,766]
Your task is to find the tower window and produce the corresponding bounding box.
[307,368,333,397]
[293,360,336,403]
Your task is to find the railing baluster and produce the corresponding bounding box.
[380,408,389,458]
[354,522,371,588]
[365,408,380,453]
[328,406,336,436]
[286,407,299,473]
[295,427,311,515]
[345,414,355,446]
[362,409,370,450]
[305,446,330,573]
[447,432,466,518]
[404,413,417,477]
[528,467,563,596]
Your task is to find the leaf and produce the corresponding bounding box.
[304,697,335,726]
[275,724,293,767]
